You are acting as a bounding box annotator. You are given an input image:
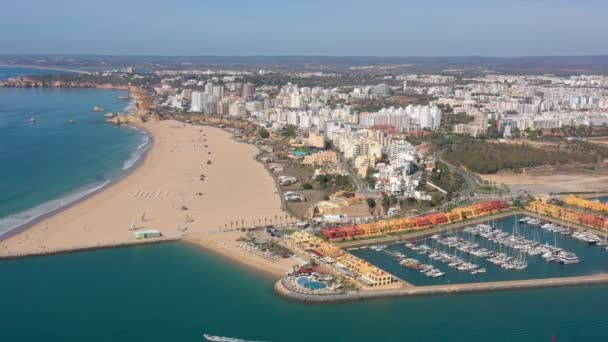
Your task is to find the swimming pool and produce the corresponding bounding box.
[297,276,328,290]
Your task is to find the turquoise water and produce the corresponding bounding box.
[351,215,608,286]
[0,242,607,341]
[0,67,147,236]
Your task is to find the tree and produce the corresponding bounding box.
[302,182,313,190]
[366,198,377,209]
[281,125,297,138]
[257,127,270,139]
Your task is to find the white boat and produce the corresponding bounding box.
[559,252,580,265]
[30,116,36,123]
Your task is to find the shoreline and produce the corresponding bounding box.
[0,126,153,241]
[0,87,151,242]
[182,239,287,278]
[0,115,291,278]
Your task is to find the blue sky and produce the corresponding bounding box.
[1,0,606,56]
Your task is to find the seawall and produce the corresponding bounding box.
[0,238,181,261]
[274,273,608,303]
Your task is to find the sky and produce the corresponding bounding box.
[1,0,606,56]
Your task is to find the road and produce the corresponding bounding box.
[340,161,378,197]
[435,151,480,194]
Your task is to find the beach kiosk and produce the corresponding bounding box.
[134,230,162,239]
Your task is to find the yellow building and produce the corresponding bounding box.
[306,132,326,148]
[303,151,338,165]
[564,195,608,215]
[355,155,375,177]
[336,254,394,287]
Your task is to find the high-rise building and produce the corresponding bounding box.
[242,83,255,97]
[217,100,230,115]
[212,85,224,99]
[191,91,208,112]
[204,82,214,95]
[182,89,193,101]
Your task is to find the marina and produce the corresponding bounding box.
[350,215,608,286]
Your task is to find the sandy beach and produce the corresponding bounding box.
[0,120,296,276]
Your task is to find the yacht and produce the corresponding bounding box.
[572,231,601,244]
[558,252,580,265]
[92,106,105,112]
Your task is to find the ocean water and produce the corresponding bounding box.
[351,215,608,286]
[0,242,607,342]
[0,65,73,79]
[0,73,148,236]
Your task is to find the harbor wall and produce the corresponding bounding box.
[274,273,608,303]
[0,237,181,261]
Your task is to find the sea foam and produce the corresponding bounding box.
[122,130,150,170]
[0,180,111,238]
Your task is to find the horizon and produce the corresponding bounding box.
[2,0,607,56]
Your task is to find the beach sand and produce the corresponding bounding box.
[0,120,297,276]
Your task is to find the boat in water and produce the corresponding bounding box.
[572,231,601,244]
[30,116,36,123]
[203,334,266,342]
[92,106,105,112]
[558,252,580,264]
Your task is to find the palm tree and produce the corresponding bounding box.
[230,221,234,230]
[224,223,228,231]
[241,219,245,228]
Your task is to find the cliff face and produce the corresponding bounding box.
[107,114,144,125]
[0,77,133,91]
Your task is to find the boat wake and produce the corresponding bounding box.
[0,180,111,238]
[203,334,267,342]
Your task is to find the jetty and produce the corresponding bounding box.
[274,273,608,303]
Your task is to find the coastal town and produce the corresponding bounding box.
[3,62,608,302]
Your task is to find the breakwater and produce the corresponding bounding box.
[0,237,181,261]
[274,273,608,303]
